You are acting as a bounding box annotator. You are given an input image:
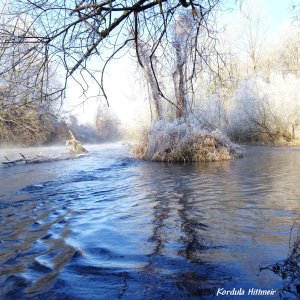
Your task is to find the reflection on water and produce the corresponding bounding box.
[0,144,300,299]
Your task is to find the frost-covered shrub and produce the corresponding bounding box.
[227,74,300,143]
[131,119,243,162]
[189,88,227,131]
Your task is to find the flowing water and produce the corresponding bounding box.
[0,144,299,299]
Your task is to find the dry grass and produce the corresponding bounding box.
[131,120,243,162]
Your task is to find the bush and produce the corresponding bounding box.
[0,105,68,146]
[131,120,243,162]
[227,74,300,144]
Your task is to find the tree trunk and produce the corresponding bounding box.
[174,42,186,118]
[145,65,162,120]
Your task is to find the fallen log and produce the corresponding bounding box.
[2,152,88,166]
[2,132,88,166]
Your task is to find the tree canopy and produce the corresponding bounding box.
[1,0,220,103]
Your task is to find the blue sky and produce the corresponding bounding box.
[264,0,294,26]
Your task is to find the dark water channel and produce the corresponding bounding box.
[0,144,299,299]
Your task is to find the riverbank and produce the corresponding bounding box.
[239,138,300,147]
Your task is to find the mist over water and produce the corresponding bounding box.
[0,144,299,299]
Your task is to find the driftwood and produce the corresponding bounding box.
[66,130,88,154]
[2,152,88,166]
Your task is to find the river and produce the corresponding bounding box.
[0,144,299,299]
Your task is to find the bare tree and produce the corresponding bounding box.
[3,0,220,107]
[95,104,120,141]
[0,11,66,145]
[134,3,224,121]
[239,0,268,74]
[136,42,163,120]
[172,13,189,118]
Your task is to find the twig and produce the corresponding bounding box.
[19,153,28,163]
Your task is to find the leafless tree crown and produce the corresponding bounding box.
[1,0,220,103]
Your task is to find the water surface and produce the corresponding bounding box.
[0,144,299,299]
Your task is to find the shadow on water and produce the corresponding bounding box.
[0,145,300,299]
[137,163,232,299]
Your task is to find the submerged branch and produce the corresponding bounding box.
[259,221,300,298]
